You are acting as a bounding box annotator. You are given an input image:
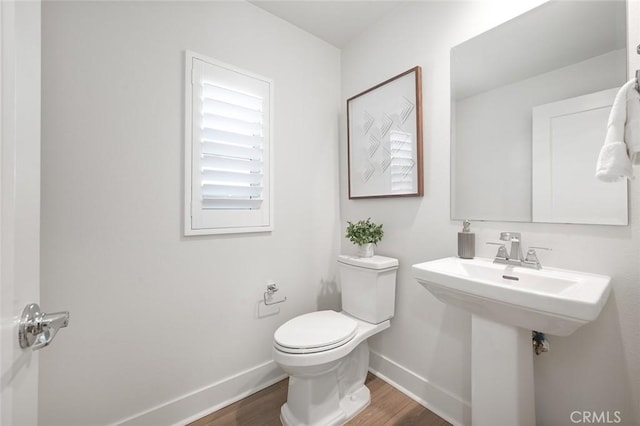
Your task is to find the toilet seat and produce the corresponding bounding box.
[274,311,357,354]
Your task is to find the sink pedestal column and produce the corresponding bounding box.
[471,315,535,426]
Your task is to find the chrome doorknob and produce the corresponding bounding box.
[18,303,69,350]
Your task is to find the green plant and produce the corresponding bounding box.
[345,218,384,246]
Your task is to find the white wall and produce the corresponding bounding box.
[455,49,626,222]
[39,2,341,425]
[341,1,639,425]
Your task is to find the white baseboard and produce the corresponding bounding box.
[113,360,287,426]
[368,350,471,426]
[112,351,470,426]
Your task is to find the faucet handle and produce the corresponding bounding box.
[486,242,508,259]
[525,246,552,258]
[524,246,551,269]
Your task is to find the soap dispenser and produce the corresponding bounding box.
[458,220,475,259]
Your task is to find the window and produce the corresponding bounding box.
[185,52,273,235]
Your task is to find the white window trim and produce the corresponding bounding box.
[184,51,274,236]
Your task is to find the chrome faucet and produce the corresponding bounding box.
[500,232,523,262]
[487,232,551,269]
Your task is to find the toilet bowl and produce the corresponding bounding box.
[272,255,398,426]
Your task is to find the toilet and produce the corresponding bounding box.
[272,254,398,426]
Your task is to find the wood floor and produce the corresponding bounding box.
[190,373,451,426]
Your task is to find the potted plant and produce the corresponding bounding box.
[345,218,384,258]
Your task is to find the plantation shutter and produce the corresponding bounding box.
[186,53,273,235]
[200,82,265,210]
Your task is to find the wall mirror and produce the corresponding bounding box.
[451,0,628,225]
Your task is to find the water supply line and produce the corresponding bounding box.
[532,331,549,355]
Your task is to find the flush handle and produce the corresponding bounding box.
[18,303,70,350]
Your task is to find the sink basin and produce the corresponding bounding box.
[412,257,611,336]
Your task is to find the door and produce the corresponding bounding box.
[1,0,41,424]
[532,87,628,225]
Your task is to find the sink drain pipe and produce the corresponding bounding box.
[532,331,549,355]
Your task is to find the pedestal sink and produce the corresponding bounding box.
[412,257,611,426]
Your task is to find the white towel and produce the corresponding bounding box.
[626,84,640,165]
[596,78,640,182]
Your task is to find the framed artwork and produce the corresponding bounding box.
[347,66,423,199]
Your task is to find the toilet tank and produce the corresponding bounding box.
[337,255,399,324]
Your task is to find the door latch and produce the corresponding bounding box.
[18,303,70,350]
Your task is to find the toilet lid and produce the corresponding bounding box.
[274,311,357,354]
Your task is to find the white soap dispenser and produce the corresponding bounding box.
[458,220,475,259]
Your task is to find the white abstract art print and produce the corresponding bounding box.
[347,67,423,198]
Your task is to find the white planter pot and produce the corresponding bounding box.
[358,243,374,258]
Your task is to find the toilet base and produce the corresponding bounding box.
[339,384,371,421]
[280,384,370,426]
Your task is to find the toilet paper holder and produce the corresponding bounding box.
[264,282,287,306]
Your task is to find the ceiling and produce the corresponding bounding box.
[248,1,405,48]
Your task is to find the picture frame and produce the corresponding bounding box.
[347,66,423,199]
